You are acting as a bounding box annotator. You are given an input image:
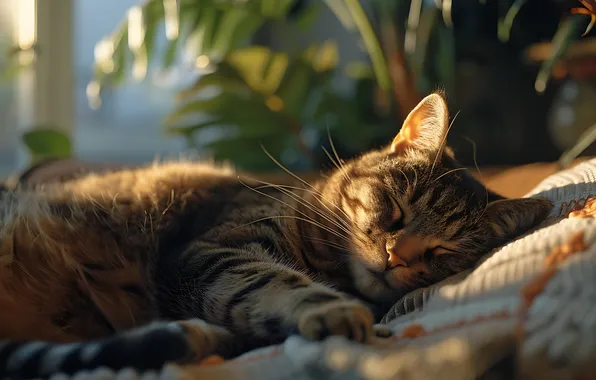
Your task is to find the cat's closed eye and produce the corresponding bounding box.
[424,246,455,261]
[388,197,404,231]
[389,217,404,231]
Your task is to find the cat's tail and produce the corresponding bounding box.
[0,319,235,380]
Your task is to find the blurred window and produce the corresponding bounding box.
[74,0,192,164]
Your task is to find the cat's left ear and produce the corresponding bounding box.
[390,93,449,157]
[482,198,553,245]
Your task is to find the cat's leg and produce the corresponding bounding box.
[164,246,375,345]
[0,319,234,379]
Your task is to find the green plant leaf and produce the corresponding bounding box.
[275,60,316,117]
[175,63,249,99]
[257,0,296,19]
[498,0,531,42]
[195,6,219,55]
[323,0,356,30]
[558,122,596,169]
[145,1,165,53]
[343,0,391,91]
[94,0,301,90]
[111,28,130,85]
[166,92,288,138]
[206,134,292,171]
[327,0,390,82]
[294,1,323,30]
[535,15,586,93]
[164,119,222,136]
[226,47,289,95]
[165,95,234,126]
[344,61,374,79]
[434,23,456,97]
[22,129,72,162]
[162,35,179,69]
[211,8,255,57]
[310,40,339,72]
[409,5,439,89]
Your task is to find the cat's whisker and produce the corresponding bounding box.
[327,129,351,182]
[256,182,353,233]
[261,183,363,238]
[322,147,341,172]
[265,183,355,239]
[305,235,351,253]
[236,179,351,243]
[235,215,351,244]
[303,239,353,261]
[431,109,461,173]
[327,129,345,171]
[257,155,350,224]
[322,147,351,184]
[464,136,489,211]
[259,147,355,224]
[249,178,353,232]
[260,146,319,192]
[260,146,355,223]
[276,188,352,237]
[409,167,420,199]
[433,167,468,183]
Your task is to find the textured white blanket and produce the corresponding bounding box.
[57,159,596,380]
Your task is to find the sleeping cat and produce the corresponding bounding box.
[0,93,551,379]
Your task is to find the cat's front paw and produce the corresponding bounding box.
[297,301,374,343]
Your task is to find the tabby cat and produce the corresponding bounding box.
[0,93,552,379]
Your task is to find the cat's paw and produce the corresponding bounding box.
[297,301,374,343]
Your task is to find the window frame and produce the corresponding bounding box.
[13,0,74,170]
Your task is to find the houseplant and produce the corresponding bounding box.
[15,0,596,170]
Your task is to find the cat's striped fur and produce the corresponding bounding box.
[0,94,552,379]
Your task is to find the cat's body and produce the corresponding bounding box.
[0,94,552,379]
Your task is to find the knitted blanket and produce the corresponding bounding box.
[13,158,596,379]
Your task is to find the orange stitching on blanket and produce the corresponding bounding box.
[517,231,588,340]
[401,324,426,338]
[559,198,588,217]
[197,355,225,366]
[569,197,596,218]
[395,311,512,341]
[558,196,596,218]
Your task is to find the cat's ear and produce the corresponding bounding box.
[390,93,449,157]
[482,198,553,244]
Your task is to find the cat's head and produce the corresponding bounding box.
[319,92,552,302]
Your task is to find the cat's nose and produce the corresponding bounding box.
[385,234,425,270]
[386,249,408,268]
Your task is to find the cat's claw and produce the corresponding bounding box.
[297,301,374,343]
